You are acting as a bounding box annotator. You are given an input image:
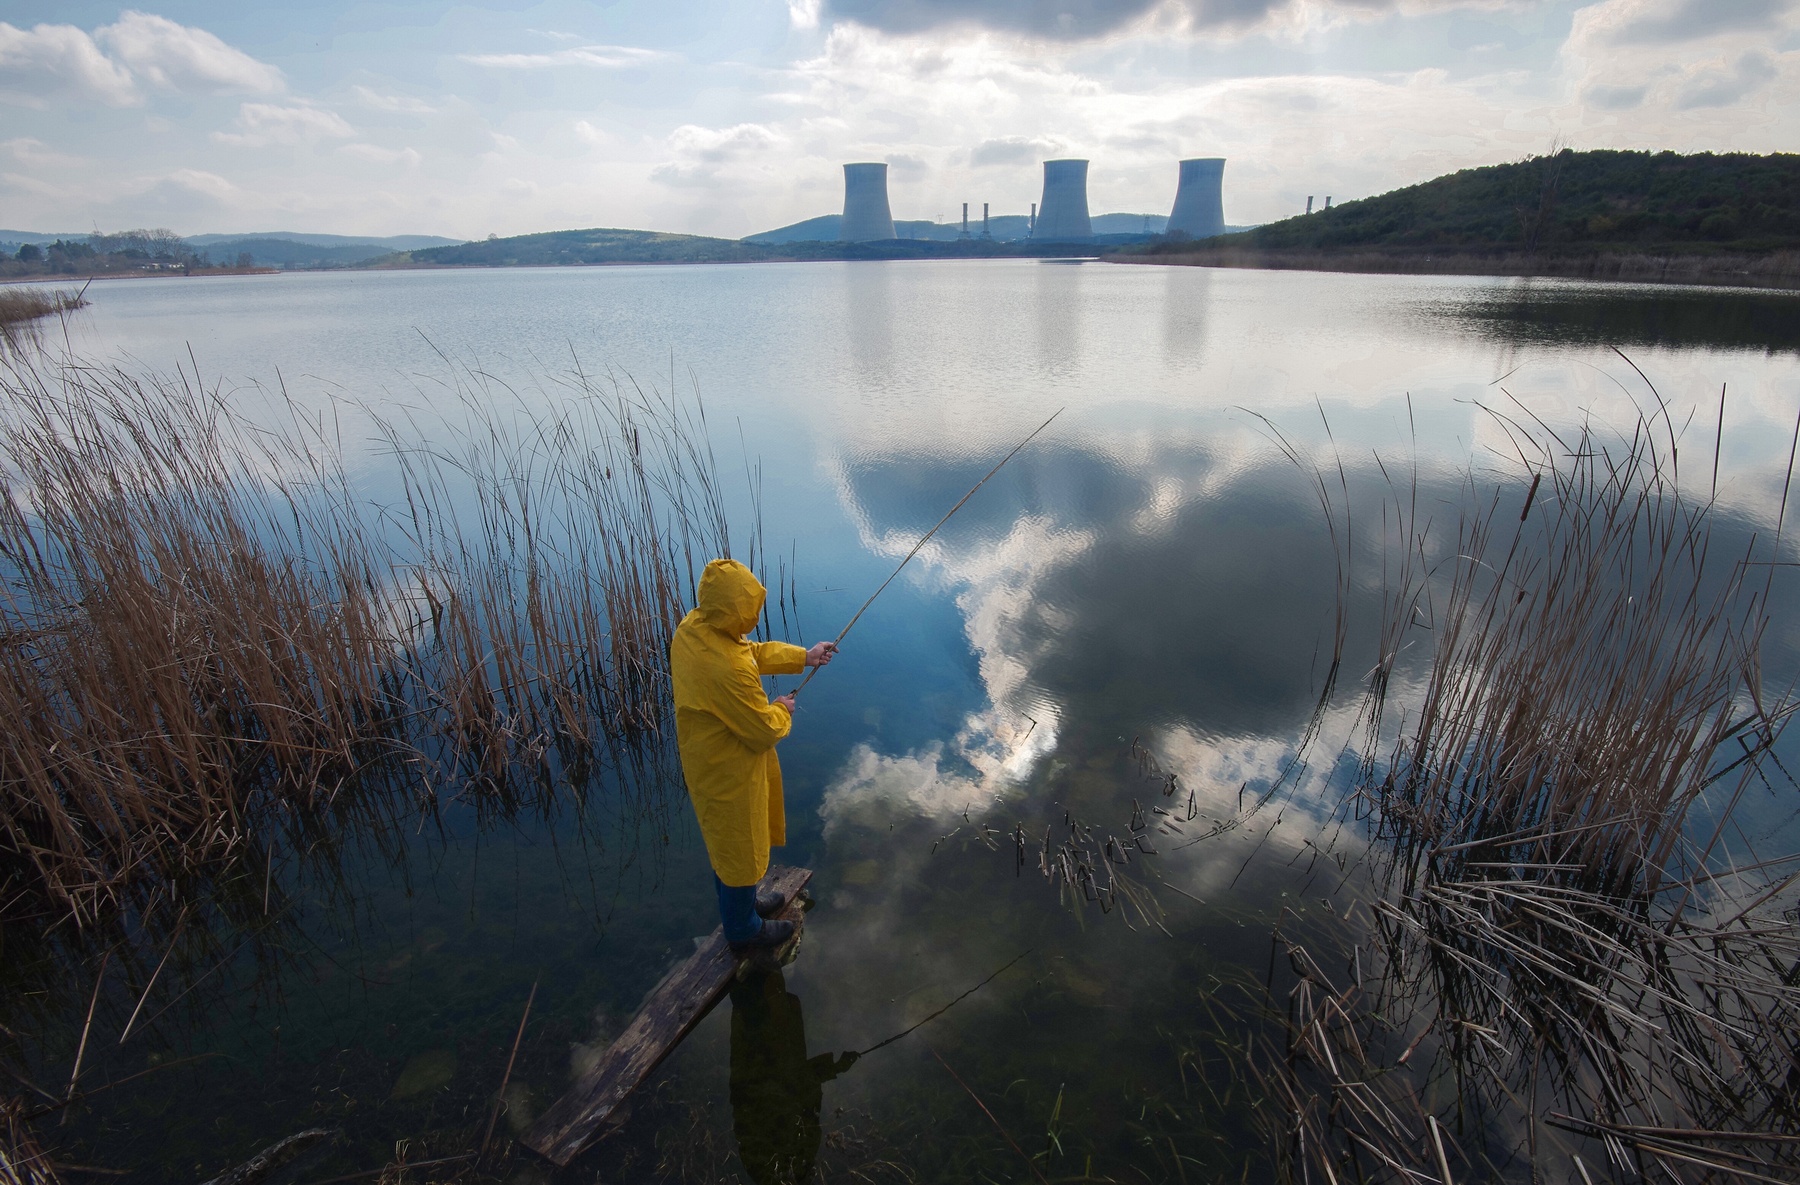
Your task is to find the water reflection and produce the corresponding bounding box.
[1034,260,1085,374]
[1440,280,1800,354]
[1161,264,1212,361]
[843,262,895,382]
[728,968,858,1185]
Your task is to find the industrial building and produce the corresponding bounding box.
[839,163,897,241]
[745,155,1230,246]
[1166,158,1225,239]
[1032,159,1093,241]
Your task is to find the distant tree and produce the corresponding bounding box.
[236,251,254,268]
[90,228,188,258]
[15,243,41,262]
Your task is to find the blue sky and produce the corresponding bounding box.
[1,0,1796,239]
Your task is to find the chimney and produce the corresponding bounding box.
[839,163,897,241]
[1166,158,1226,239]
[1034,159,1093,241]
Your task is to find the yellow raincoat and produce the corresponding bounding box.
[672,559,807,887]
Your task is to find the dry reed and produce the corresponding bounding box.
[0,1097,55,1185]
[1252,392,1800,1182]
[0,346,748,949]
[0,290,85,328]
[0,291,87,354]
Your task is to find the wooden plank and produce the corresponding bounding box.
[521,865,812,1166]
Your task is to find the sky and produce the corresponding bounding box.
[0,0,1796,240]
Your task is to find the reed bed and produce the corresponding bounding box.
[0,290,85,328]
[0,347,749,955]
[0,291,87,353]
[1252,397,1800,1182]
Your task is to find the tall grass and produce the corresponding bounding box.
[1253,393,1800,1181]
[0,291,87,353]
[0,348,745,947]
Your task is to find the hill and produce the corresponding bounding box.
[185,231,461,250]
[1149,150,1800,256]
[402,228,771,266]
[200,237,413,268]
[0,229,459,252]
[394,226,1156,268]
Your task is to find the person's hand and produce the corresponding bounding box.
[805,641,838,668]
[773,692,796,715]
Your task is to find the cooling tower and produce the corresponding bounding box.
[839,162,896,241]
[1166,158,1225,239]
[1033,159,1092,241]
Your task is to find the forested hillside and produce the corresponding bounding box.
[1193,150,1800,254]
[400,228,769,266]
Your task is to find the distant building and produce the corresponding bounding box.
[1033,160,1092,241]
[840,163,897,241]
[1167,158,1225,239]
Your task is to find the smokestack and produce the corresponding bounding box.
[1166,158,1225,239]
[1306,196,1314,215]
[982,202,990,239]
[1033,159,1092,241]
[961,202,969,238]
[1325,196,1332,209]
[1029,202,1037,235]
[839,162,897,241]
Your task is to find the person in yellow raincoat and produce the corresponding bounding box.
[672,559,835,951]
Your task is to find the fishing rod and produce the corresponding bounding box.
[793,407,1065,696]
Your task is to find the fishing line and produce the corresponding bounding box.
[794,407,1064,696]
[853,948,1033,1057]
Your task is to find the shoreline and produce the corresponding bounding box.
[0,266,280,286]
[1108,247,1800,292]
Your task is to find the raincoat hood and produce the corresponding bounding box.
[695,558,766,637]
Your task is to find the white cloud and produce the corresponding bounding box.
[1601,0,1795,46]
[352,85,437,114]
[0,12,278,108]
[1563,0,1798,130]
[1,136,86,168]
[145,167,240,202]
[213,102,355,148]
[0,170,62,198]
[340,142,422,165]
[0,19,139,106]
[970,135,1064,167]
[1582,81,1650,110]
[790,0,825,30]
[1676,50,1780,109]
[817,0,1509,43]
[95,11,282,95]
[650,122,786,186]
[459,44,668,69]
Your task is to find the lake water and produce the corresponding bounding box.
[12,261,1800,1183]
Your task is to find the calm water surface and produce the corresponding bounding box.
[17,262,1800,1183]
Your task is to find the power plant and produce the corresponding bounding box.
[1033,159,1092,241]
[839,162,896,242]
[746,155,1242,246]
[1166,158,1225,239]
